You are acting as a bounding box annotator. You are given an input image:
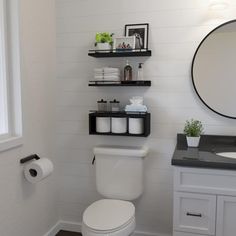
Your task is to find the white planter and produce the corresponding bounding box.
[186,136,200,147]
[96,42,111,52]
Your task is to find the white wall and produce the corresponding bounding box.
[55,0,236,235]
[0,0,58,235]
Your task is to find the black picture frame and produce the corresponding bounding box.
[125,23,149,51]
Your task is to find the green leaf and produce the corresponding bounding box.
[183,119,204,137]
[95,32,114,44]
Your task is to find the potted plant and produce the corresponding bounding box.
[95,32,114,52]
[183,119,204,147]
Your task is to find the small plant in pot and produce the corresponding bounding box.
[95,32,114,52]
[184,119,204,147]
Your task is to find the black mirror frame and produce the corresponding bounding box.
[191,19,236,119]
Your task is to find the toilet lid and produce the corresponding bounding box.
[83,199,135,231]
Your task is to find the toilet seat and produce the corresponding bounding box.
[82,199,136,236]
[82,216,135,236]
[83,199,135,232]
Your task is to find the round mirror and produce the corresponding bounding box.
[192,20,236,119]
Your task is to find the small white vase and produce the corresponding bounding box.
[186,136,200,147]
[96,42,111,53]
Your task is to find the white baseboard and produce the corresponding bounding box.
[134,231,171,236]
[43,221,61,236]
[57,221,82,233]
[43,221,82,236]
[44,220,172,236]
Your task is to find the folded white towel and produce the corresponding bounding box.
[104,67,120,73]
[125,105,148,112]
[94,75,104,80]
[94,74,104,77]
[103,76,120,81]
[104,74,120,78]
[104,73,120,77]
[94,68,120,81]
[94,68,104,73]
[104,70,120,74]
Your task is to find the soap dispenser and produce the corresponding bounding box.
[124,60,132,81]
[137,63,144,80]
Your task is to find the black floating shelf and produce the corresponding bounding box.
[88,49,152,58]
[89,80,151,87]
[89,111,151,137]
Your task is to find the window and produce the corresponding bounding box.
[0,0,9,138]
[0,0,22,151]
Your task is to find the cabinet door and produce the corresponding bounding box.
[174,192,216,235]
[174,232,207,236]
[216,196,236,236]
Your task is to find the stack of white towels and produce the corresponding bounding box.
[94,67,120,81]
[125,96,148,112]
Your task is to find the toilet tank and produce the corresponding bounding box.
[93,145,148,201]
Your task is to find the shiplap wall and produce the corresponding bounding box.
[55,0,236,235]
[0,1,58,236]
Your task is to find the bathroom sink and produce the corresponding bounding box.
[216,152,236,159]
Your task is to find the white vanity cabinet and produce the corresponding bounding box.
[173,167,236,236]
[216,196,236,236]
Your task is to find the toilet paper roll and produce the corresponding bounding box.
[24,158,54,183]
[111,118,127,133]
[96,117,111,133]
[129,118,144,134]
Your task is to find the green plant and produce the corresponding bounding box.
[95,32,114,46]
[183,119,204,137]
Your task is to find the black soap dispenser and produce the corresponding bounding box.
[124,60,132,81]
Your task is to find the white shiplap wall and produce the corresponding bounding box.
[0,1,58,236]
[55,0,236,235]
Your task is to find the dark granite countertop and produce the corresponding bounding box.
[172,134,236,170]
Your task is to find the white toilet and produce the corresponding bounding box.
[82,145,148,236]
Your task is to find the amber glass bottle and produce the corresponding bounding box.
[124,60,132,81]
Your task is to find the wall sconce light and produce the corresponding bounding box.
[209,0,229,10]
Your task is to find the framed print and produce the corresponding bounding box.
[113,36,135,52]
[125,23,149,51]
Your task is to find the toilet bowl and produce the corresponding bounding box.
[82,199,135,236]
[82,146,148,236]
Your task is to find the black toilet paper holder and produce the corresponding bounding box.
[20,154,40,164]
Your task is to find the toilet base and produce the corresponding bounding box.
[82,217,135,236]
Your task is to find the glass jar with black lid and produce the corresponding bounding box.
[110,99,120,112]
[97,99,108,111]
